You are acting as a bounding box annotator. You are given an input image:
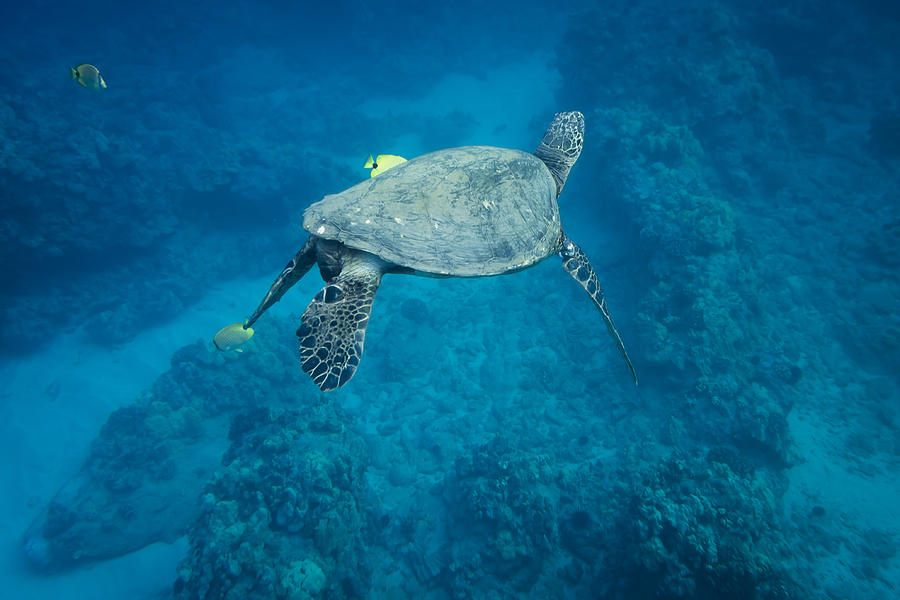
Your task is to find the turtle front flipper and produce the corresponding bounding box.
[535,111,584,197]
[245,237,317,328]
[297,262,382,391]
[559,237,638,385]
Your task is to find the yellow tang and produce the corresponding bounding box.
[364,154,407,177]
[213,322,254,352]
[70,63,107,90]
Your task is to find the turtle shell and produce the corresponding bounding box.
[302,146,562,276]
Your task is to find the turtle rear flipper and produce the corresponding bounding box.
[297,265,381,391]
[246,237,317,328]
[560,237,638,385]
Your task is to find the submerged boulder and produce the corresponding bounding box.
[22,319,303,571]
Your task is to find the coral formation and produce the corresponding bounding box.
[173,406,372,600]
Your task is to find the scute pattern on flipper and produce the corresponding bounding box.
[296,274,380,391]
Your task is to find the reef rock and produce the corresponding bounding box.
[23,319,302,571]
[173,405,373,599]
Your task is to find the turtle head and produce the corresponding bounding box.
[534,111,584,198]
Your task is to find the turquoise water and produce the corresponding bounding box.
[1,1,898,598]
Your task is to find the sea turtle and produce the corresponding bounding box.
[243,111,637,391]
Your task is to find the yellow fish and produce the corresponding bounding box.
[70,63,107,90]
[364,154,407,177]
[213,322,254,352]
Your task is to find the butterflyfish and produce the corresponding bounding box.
[364,154,407,177]
[213,322,254,352]
[70,64,107,90]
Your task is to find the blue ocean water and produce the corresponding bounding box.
[1,0,898,598]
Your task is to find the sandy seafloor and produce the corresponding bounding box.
[2,1,899,599]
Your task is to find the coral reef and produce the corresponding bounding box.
[379,437,799,599]
[551,3,900,597]
[602,453,795,599]
[173,405,372,600]
[441,437,560,596]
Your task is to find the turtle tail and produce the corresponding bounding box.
[534,111,584,197]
